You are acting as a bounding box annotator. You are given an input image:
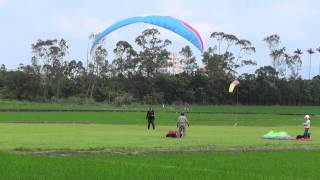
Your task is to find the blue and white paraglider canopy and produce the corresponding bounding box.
[90,15,204,53]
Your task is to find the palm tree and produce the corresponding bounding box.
[293,49,303,77]
[307,48,315,79]
[294,49,303,55]
[283,53,291,77]
[317,47,320,75]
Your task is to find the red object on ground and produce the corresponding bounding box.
[296,135,311,140]
[166,130,178,138]
[296,138,311,141]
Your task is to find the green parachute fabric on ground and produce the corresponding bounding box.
[263,131,292,140]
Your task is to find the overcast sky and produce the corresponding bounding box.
[1,0,319,78]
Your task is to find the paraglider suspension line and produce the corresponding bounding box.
[234,87,239,126]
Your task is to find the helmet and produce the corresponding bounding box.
[304,115,310,119]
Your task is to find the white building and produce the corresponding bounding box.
[162,53,184,75]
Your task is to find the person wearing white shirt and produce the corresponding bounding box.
[177,112,190,138]
[303,115,311,138]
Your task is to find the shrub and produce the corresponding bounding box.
[55,96,96,105]
[113,93,133,106]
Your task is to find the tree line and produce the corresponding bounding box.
[0,29,320,105]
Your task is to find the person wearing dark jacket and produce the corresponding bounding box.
[146,108,155,130]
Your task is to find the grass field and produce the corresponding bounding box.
[0,100,319,179]
[1,99,320,114]
[1,151,320,180]
[1,124,319,151]
[0,112,315,126]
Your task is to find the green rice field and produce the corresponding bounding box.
[0,100,319,179]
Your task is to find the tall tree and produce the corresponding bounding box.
[0,64,6,72]
[0,64,6,96]
[292,49,303,78]
[202,47,228,78]
[255,66,279,104]
[263,35,295,78]
[263,34,281,72]
[93,46,108,77]
[317,47,320,75]
[234,39,256,70]
[179,46,198,75]
[2,66,41,100]
[135,28,171,77]
[87,46,108,99]
[113,41,137,76]
[88,33,98,69]
[204,32,256,78]
[31,39,68,99]
[307,48,315,79]
[274,47,287,77]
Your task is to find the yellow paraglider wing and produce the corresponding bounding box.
[229,84,236,93]
[228,80,240,93]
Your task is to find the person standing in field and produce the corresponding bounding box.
[146,107,155,130]
[177,112,189,138]
[303,114,311,138]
